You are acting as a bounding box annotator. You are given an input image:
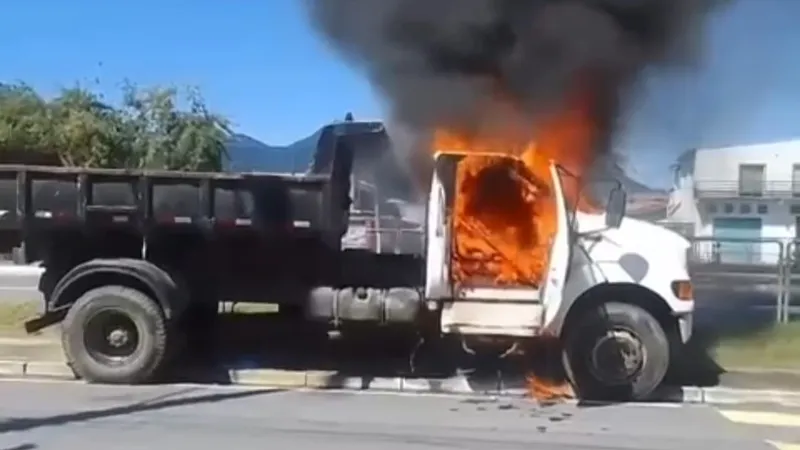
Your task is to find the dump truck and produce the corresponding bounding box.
[13,129,693,402]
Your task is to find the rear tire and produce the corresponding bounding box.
[562,302,670,402]
[62,286,169,384]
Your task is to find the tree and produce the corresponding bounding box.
[49,86,133,168]
[0,81,231,171]
[0,83,58,163]
[119,84,230,171]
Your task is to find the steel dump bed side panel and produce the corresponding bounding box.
[0,165,343,236]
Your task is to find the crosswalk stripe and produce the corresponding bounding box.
[720,410,800,428]
[767,441,800,450]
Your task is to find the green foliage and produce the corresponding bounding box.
[0,83,56,158]
[0,81,230,171]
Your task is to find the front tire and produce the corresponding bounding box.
[563,302,670,402]
[62,286,169,384]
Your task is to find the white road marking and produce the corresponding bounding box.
[768,441,800,450]
[720,409,800,450]
[720,410,800,428]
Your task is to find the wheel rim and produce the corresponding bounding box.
[587,328,646,386]
[83,308,141,365]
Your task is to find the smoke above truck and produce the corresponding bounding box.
[304,0,721,288]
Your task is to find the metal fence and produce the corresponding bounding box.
[694,180,800,199]
[687,236,800,325]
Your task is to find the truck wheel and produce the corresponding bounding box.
[61,286,169,384]
[562,302,669,402]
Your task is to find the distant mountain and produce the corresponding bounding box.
[224,131,321,173]
[224,126,663,197]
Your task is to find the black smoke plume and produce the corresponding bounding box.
[304,0,723,156]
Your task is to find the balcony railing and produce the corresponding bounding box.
[694,180,800,199]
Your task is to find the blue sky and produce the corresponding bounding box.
[1,0,798,188]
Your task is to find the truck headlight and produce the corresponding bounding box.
[671,280,694,301]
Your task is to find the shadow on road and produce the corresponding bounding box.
[0,387,280,434]
[1,444,37,450]
[166,313,545,393]
[169,313,416,381]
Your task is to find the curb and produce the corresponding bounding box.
[5,359,800,405]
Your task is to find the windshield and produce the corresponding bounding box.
[555,164,618,222]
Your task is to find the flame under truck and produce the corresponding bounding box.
[16,130,694,402]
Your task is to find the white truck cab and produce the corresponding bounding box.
[424,151,694,400]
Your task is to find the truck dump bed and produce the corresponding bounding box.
[0,160,353,257]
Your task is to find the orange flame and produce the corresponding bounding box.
[431,89,602,402]
[449,150,557,287]
[433,90,601,288]
[523,336,576,404]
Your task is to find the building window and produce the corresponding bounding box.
[723,203,734,214]
[706,203,718,214]
[740,203,752,214]
[793,164,800,197]
[791,204,800,215]
[757,204,768,214]
[738,164,765,197]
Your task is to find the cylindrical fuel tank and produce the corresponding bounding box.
[306,286,421,324]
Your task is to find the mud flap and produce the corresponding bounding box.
[24,304,69,334]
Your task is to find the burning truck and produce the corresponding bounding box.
[14,108,692,402]
[14,0,718,401]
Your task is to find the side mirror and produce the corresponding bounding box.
[605,188,627,228]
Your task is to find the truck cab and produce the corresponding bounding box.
[424,151,694,400]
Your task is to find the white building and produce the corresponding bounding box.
[666,139,800,264]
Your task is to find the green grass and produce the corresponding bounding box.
[713,322,800,369]
[0,301,41,336]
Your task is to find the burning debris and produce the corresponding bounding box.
[304,0,720,400]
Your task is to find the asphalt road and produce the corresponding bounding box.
[0,380,793,450]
